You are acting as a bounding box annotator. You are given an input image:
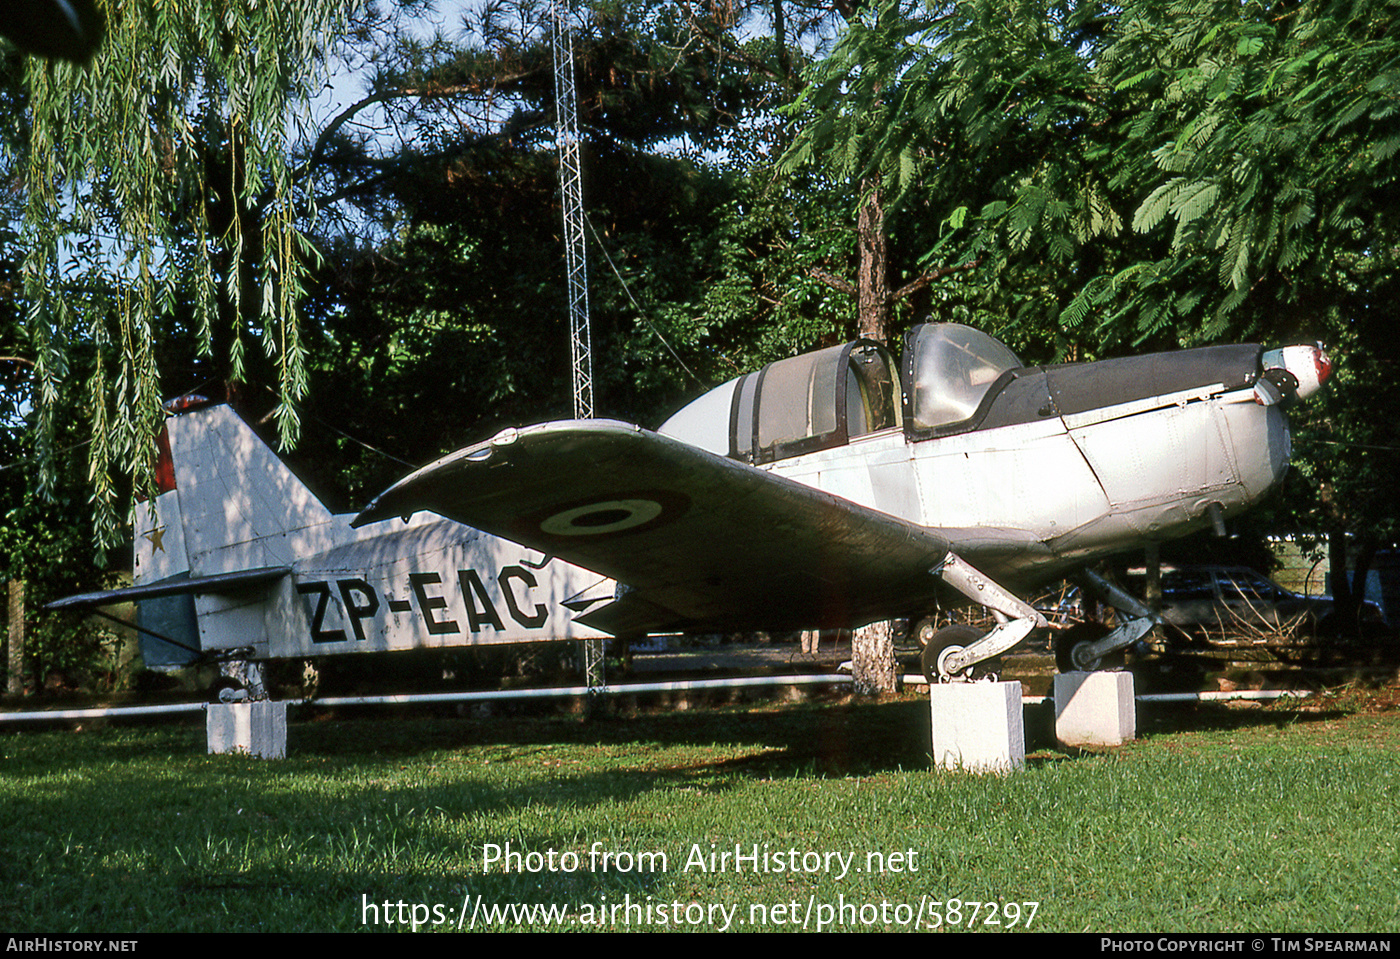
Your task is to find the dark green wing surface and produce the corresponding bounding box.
[355,420,953,635]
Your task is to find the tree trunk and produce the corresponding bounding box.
[771,0,790,81]
[850,179,899,695]
[7,580,24,697]
[852,620,897,696]
[856,181,890,342]
[1331,534,1378,638]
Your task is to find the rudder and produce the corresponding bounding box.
[132,402,334,666]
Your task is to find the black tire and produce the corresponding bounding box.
[209,676,245,704]
[921,624,992,683]
[1054,621,1124,673]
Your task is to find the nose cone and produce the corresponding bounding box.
[1258,344,1332,405]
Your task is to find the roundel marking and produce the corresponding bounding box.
[540,499,665,536]
[525,490,691,541]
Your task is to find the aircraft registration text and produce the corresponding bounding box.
[295,565,555,645]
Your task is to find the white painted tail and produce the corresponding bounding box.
[131,403,334,665]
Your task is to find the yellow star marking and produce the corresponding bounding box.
[144,526,166,553]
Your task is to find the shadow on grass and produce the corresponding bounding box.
[1135,699,1353,736]
[3,685,1365,782]
[294,694,939,779]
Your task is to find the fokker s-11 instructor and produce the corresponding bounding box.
[354,322,1331,682]
[51,323,1330,690]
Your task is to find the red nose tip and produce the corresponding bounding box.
[1313,346,1333,386]
[1289,344,1331,400]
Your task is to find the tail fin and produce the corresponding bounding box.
[132,402,333,666]
[136,402,334,582]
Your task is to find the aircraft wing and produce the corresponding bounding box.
[354,420,954,635]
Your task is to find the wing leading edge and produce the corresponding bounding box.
[43,566,291,612]
[354,420,953,635]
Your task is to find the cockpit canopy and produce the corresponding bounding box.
[658,323,1023,463]
[904,323,1022,432]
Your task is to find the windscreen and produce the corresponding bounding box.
[908,324,1022,430]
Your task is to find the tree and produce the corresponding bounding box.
[0,44,132,693]
[288,1,837,503]
[1095,0,1400,623]
[12,0,355,545]
[783,0,1124,349]
[785,0,1400,631]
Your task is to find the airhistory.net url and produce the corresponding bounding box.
[359,892,1040,931]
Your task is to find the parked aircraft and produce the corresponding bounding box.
[354,323,1331,682]
[51,323,1330,689]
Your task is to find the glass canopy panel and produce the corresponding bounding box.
[908,324,1023,431]
[755,345,843,450]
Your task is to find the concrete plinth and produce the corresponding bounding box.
[206,701,287,759]
[929,681,1024,773]
[1053,671,1135,747]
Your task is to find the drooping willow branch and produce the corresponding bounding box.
[20,0,354,547]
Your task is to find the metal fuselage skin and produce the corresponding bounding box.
[133,406,609,665]
[767,381,1289,592]
[132,328,1302,664]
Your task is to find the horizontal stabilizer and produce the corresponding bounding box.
[44,566,291,612]
[576,592,682,637]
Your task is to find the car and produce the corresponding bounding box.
[1134,565,1383,641]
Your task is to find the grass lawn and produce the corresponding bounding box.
[2,685,1398,933]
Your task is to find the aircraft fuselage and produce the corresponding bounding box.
[79,323,1320,668]
[769,378,1289,591]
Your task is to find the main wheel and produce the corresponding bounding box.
[921,624,994,683]
[913,615,939,648]
[209,676,247,704]
[1053,622,1124,672]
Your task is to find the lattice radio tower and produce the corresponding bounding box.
[551,0,605,697]
[552,0,593,421]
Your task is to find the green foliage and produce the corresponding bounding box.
[0,412,123,692]
[14,0,353,546]
[292,0,823,497]
[784,0,1400,345]
[778,0,1129,359]
[695,167,855,357]
[1099,0,1400,333]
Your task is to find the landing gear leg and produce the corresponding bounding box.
[926,552,1047,682]
[1055,570,1162,673]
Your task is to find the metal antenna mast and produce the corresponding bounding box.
[551,0,593,421]
[551,0,604,698]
